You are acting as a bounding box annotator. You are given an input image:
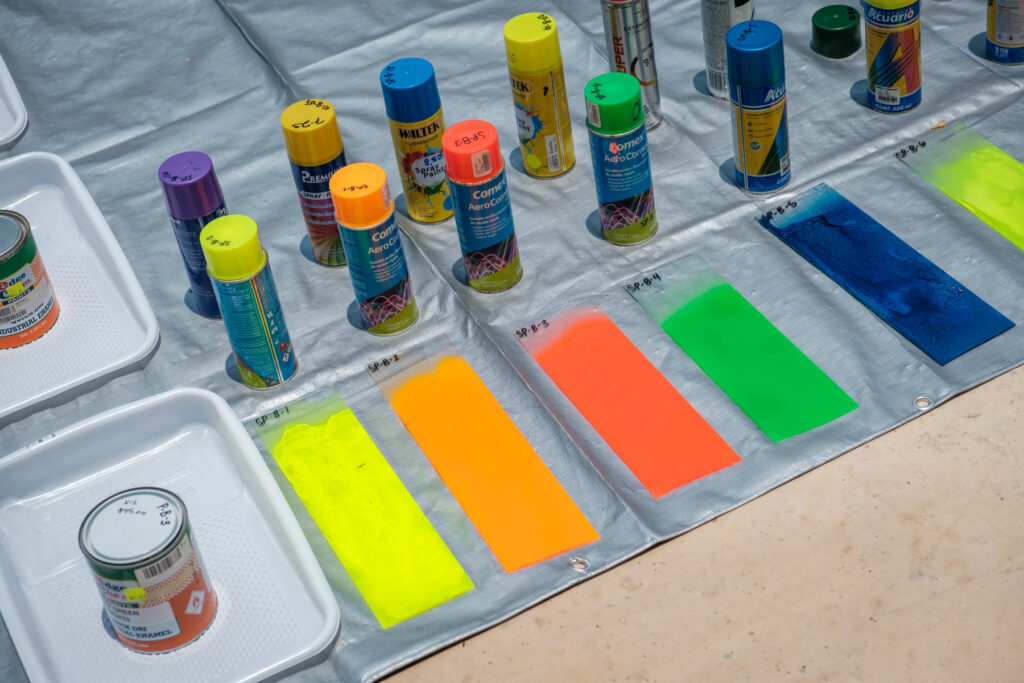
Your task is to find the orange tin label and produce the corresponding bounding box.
[0,212,59,349]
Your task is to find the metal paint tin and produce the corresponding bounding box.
[861,0,922,112]
[0,209,59,349]
[987,0,1024,64]
[79,487,217,653]
[701,0,755,100]
[601,0,662,129]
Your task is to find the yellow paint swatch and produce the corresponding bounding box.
[269,405,474,628]
[384,356,599,572]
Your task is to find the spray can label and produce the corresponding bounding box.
[509,67,575,178]
[731,80,790,194]
[388,114,452,223]
[449,168,523,292]
[290,154,347,266]
[987,0,1024,64]
[170,205,226,318]
[588,124,657,245]
[211,262,296,388]
[862,0,922,112]
[603,0,663,126]
[339,210,418,334]
[701,0,755,99]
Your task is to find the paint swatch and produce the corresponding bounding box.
[899,123,1024,250]
[376,354,599,572]
[626,258,857,442]
[758,184,1013,365]
[519,307,740,497]
[256,392,474,628]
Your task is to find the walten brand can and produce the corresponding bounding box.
[0,210,59,349]
[330,162,418,334]
[442,120,524,293]
[200,215,297,388]
[585,72,657,245]
[504,13,576,178]
[861,0,922,112]
[280,98,348,266]
[701,0,755,99]
[726,20,791,194]
[158,151,227,319]
[987,0,1024,64]
[601,0,662,129]
[79,487,217,653]
[380,58,453,224]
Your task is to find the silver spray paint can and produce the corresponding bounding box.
[701,0,755,99]
[601,0,662,129]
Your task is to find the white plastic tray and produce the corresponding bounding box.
[0,152,159,423]
[0,53,27,147]
[0,388,341,683]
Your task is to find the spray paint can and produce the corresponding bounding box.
[987,0,1024,64]
[158,151,227,319]
[380,58,453,224]
[861,0,921,112]
[442,120,524,292]
[504,13,576,178]
[280,98,348,266]
[0,210,59,349]
[79,487,217,653]
[584,72,657,245]
[200,215,297,388]
[600,0,662,128]
[701,0,755,100]
[330,162,418,335]
[726,20,791,194]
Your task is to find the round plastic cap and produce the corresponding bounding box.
[158,151,226,220]
[504,13,562,76]
[200,214,265,281]
[726,20,786,89]
[812,5,861,59]
[584,72,644,135]
[380,58,442,124]
[442,120,503,184]
[280,99,344,167]
[330,162,393,228]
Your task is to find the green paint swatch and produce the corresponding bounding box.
[627,259,857,442]
[899,123,1024,250]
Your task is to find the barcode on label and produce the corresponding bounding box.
[875,86,900,106]
[381,183,392,207]
[780,153,790,174]
[545,135,561,172]
[140,544,184,580]
[0,304,24,323]
[707,69,728,95]
[471,149,492,178]
[586,100,601,128]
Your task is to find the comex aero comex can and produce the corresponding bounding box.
[442,119,524,293]
[0,209,60,349]
[987,0,1024,64]
[79,487,217,653]
[726,20,791,194]
[701,0,755,100]
[200,215,298,388]
[601,0,662,129]
[861,0,922,112]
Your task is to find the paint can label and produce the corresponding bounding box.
[509,66,575,178]
[862,0,922,112]
[340,211,417,334]
[0,237,59,349]
[603,0,663,126]
[212,262,297,388]
[987,0,1024,63]
[449,169,523,292]
[388,114,453,223]
[170,205,227,318]
[731,79,791,194]
[290,154,348,265]
[588,124,657,244]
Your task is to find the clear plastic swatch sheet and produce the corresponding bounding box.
[2,1,1024,681]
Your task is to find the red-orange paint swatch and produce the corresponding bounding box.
[521,307,741,497]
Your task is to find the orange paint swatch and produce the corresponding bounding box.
[382,355,598,572]
[520,307,741,497]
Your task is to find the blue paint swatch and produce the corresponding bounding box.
[757,183,1013,365]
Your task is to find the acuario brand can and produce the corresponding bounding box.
[200,215,297,388]
[601,0,662,128]
[0,210,59,349]
[701,0,755,100]
[504,13,576,178]
[79,487,217,653]
[442,120,524,292]
[584,72,657,245]
[726,20,791,194]
[330,162,418,335]
[861,0,922,112]
[987,0,1024,64]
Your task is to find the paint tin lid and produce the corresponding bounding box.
[812,5,861,58]
[0,210,29,263]
[380,58,442,124]
[79,487,184,566]
[158,151,226,220]
[442,120,503,184]
[280,99,345,167]
[330,162,393,228]
[200,214,266,281]
[504,13,563,76]
[584,72,644,135]
[726,20,786,89]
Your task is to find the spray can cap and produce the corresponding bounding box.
[504,13,563,75]
[380,58,442,124]
[442,120,503,184]
[726,20,786,90]
[200,214,265,281]
[280,99,345,167]
[330,162,393,228]
[158,151,226,220]
[584,72,644,135]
